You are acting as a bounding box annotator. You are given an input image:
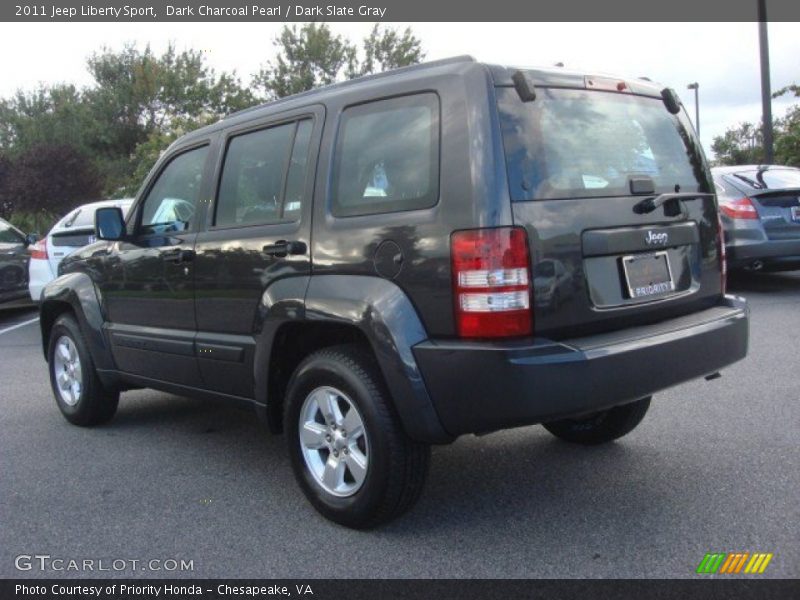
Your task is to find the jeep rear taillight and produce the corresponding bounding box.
[719,197,758,220]
[451,227,533,338]
[30,238,48,260]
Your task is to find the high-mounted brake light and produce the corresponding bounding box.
[585,76,631,93]
[719,197,758,220]
[451,227,533,338]
[30,238,48,260]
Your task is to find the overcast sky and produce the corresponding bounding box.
[0,21,798,156]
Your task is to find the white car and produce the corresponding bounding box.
[28,198,134,301]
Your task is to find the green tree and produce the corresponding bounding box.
[359,25,425,76]
[773,84,800,167]
[1,143,101,218]
[712,83,800,168]
[0,43,257,204]
[711,121,765,166]
[775,105,800,166]
[0,84,95,156]
[85,43,256,193]
[254,24,425,99]
[0,151,12,216]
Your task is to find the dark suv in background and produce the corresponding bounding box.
[40,57,749,528]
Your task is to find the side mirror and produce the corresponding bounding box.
[24,233,40,246]
[95,206,126,241]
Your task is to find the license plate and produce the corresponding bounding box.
[622,251,675,300]
[791,206,800,222]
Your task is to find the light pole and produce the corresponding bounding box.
[687,82,700,138]
[758,0,774,163]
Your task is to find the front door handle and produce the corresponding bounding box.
[262,240,307,258]
[162,248,195,264]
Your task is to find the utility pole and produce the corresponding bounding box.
[687,82,700,138]
[758,0,774,163]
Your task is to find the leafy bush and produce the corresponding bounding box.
[7,210,59,237]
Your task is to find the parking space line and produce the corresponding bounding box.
[0,317,39,336]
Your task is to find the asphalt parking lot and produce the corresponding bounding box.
[1,271,798,579]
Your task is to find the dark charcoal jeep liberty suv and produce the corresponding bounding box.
[40,56,749,528]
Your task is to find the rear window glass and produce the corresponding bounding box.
[51,231,95,247]
[728,168,800,191]
[496,87,709,201]
[331,93,439,217]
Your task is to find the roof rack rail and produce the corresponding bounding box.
[224,55,476,121]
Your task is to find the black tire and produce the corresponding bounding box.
[47,314,119,426]
[284,344,430,529]
[543,396,651,445]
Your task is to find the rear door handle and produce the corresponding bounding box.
[262,240,307,258]
[162,248,195,263]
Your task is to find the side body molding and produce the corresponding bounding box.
[300,275,452,444]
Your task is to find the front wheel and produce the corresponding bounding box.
[47,314,119,426]
[543,397,651,445]
[284,345,430,529]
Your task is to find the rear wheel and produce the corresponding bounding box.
[543,397,651,445]
[284,345,430,529]
[47,314,119,426]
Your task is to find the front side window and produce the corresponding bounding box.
[331,93,439,217]
[139,146,208,235]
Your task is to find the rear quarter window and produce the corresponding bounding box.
[331,93,440,217]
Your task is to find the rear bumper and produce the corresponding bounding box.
[727,238,800,269]
[28,258,55,301]
[413,296,749,437]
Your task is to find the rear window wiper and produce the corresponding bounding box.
[732,173,764,189]
[633,192,714,215]
[63,209,82,228]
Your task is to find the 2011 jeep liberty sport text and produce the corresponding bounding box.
[40,57,749,528]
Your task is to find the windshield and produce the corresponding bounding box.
[496,87,710,201]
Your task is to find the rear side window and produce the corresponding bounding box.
[215,119,312,227]
[331,93,439,217]
[496,87,710,201]
[713,176,739,200]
